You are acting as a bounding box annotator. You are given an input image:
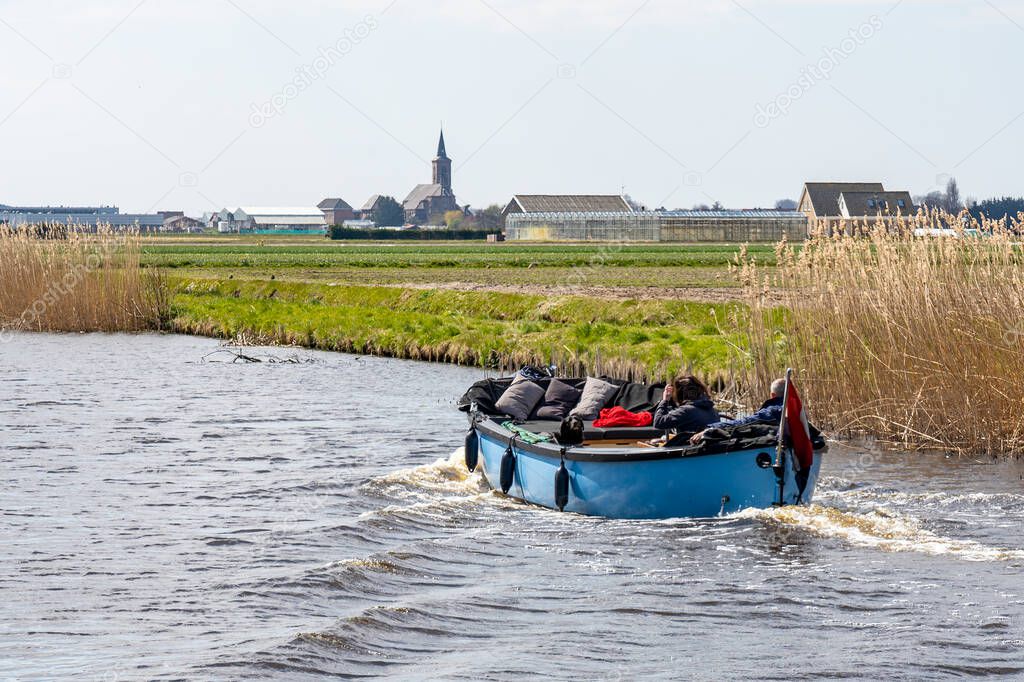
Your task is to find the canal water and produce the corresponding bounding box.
[2,333,1023,681]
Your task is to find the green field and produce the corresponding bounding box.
[143,240,776,296]
[142,242,777,270]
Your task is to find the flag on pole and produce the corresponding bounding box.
[784,378,814,473]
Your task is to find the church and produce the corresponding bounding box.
[402,129,459,224]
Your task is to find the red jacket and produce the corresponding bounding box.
[593,406,654,428]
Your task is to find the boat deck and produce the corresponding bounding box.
[512,419,665,443]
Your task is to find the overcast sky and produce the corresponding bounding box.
[1,0,1021,215]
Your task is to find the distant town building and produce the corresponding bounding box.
[318,198,355,226]
[403,129,459,223]
[0,204,164,230]
[216,207,327,234]
[358,195,385,220]
[799,182,916,232]
[505,208,808,243]
[0,204,119,216]
[163,215,205,233]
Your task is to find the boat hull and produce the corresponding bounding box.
[477,429,822,519]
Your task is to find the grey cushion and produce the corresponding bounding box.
[534,379,582,421]
[494,375,546,421]
[570,377,619,420]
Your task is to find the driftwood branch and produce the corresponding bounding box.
[201,348,313,364]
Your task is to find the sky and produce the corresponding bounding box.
[1,0,1022,216]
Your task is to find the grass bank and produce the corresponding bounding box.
[168,276,744,382]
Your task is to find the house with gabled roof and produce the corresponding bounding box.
[799,182,915,229]
[318,198,355,226]
[359,194,384,217]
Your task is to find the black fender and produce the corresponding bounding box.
[464,428,479,473]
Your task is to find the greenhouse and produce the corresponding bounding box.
[505,210,808,243]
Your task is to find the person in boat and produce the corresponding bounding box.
[653,375,720,433]
[689,377,786,444]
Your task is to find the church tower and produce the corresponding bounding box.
[432,128,453,195]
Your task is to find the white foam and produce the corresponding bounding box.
[735,504,1024,562]
[822,488,1024,508]
[369,447,488,496]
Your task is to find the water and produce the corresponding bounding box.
[2,333,1023,681]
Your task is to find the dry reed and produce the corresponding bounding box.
[738,209,1024,455]
[0,224,168,334]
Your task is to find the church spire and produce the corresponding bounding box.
[432,127,452,194]
[436,128,447,158]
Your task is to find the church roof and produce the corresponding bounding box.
[403,184,444,210]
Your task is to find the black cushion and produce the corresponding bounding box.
[534,379,582,421]
[609,381,666,413]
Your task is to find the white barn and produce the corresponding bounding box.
[217,207,327,233]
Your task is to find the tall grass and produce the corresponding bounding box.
[0,225,168,333]
[739,209,1024,455]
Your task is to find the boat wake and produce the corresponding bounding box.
[368,447,483,496]
[367,449,1024,563]
[735,503,1024,562]
[358,448,506,520]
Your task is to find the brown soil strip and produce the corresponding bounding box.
[373,281,749,302]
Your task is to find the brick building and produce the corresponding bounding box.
[402,129,459,224]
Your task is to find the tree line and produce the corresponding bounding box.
[366,195,504,231]
[917,178,1024,221]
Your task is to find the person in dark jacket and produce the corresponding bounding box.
[653,375,720,433]
[690,377,786,443]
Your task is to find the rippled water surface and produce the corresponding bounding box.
[3,333,1024,681]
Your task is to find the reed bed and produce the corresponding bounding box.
[738,209,1024,455]
[0,225,168,334]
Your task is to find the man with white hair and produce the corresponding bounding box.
[689,377,788,444]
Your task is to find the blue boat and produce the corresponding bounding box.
[458,375,826,519]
